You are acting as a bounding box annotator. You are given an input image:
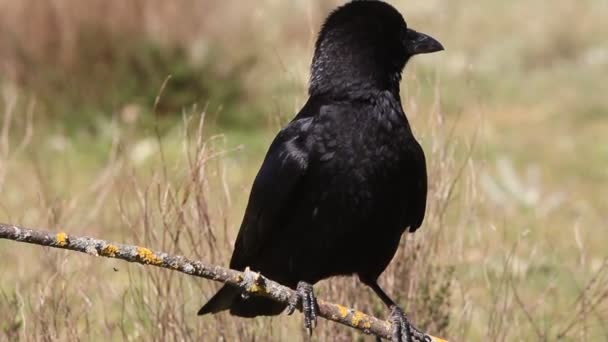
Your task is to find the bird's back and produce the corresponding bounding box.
[237,91,427,286]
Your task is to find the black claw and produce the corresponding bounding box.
[390,305,412,342]
[389,306,431,342]
[286,281,318,335]
[287,293,298,315]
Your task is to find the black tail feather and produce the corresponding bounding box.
[229,296,286,317]
[198,285,238,315]
[198,284,287,317]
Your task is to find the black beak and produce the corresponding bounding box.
[407,29,444,55]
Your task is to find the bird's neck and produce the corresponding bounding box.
[308,75,402,102]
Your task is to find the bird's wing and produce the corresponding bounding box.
[407,139,428,232]
[229,117,312,270]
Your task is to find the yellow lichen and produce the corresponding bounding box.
[101,244,119,257]
[248,283,266,294]
[336,304,349,318]
[137,247,162,265]
[351,311,366,327]
[56,232,68,246]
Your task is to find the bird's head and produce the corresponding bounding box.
[309,0,443,98]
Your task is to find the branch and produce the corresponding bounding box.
[0,223,447,342]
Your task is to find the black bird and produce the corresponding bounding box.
[199,1,443,341]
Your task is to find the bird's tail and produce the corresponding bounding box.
[198,284,238,315]
[198,283,287,317]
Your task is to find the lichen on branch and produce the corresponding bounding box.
[0,223,447,342]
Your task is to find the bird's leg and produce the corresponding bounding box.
[286,281,318,335]
[362,277,431,342]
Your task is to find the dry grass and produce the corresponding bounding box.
[1,0,607,341]
[0,93,460,341]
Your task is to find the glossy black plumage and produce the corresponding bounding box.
[198,0,443,332]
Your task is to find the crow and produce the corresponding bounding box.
[199,1,443,341]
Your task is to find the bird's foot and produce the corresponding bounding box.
[286,281,318,335]
[390,305,431,342]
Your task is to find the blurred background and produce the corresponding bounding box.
[0,0,606,341]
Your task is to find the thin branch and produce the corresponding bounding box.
[0,223,447,342]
